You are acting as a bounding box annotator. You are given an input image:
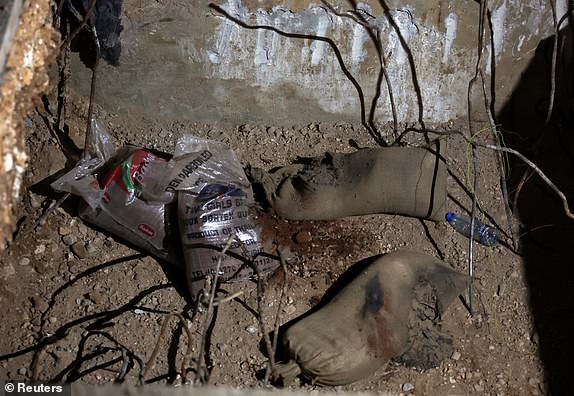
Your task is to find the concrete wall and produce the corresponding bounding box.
[70,0,564,126]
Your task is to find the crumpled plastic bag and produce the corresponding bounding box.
[274,250,469,386]
[51,120,180,264]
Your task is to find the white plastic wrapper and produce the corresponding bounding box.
[51,120,180,264]
[163,137,277,297]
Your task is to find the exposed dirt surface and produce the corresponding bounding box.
[0,83,548,396]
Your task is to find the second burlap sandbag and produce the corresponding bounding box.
[274,250,469,386]
[251,140,446,221]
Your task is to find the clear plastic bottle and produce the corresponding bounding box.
[445,212,499,246]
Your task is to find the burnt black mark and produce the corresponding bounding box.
[361,275,384,318]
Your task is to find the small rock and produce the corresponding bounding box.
[402,383,414,392]
[17,367,27,376]
[68,264,80,274]
[31,296,49,312]
[62,235,76,246]
[88,291,103,304]
[85,242,97,256]
[34,244,46,255]
[245,325,258,334]
[49,317,57,324]
[293,231,312,244]
[77,223,88,236]
[71,242,88,259]
[18,257,30,266]
[58,226,71,236]
[451,351,461,361]
[29,192,43,209]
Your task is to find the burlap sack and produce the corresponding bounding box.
[252,140,446,221]
[275,250,469,386]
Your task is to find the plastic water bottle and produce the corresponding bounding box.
[445,212,499,246]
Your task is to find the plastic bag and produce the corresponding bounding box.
[160,136,277,297]
[51,120,180,264]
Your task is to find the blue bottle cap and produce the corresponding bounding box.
[445,212,455,222]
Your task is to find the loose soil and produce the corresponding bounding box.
[0,83,546,396]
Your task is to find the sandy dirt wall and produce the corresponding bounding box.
[0,0,58,250]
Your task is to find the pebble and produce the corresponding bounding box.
[19,257,30,266]
[88,291,103,304]
[402,383,414,392]
[245,325,258,334]
[294,231,312,244]
[31,296,48,313]
[62,235,76,246]
[451,351,461,361]
[58,226,71,236]
[134,309,145,315]
[77,223,89,236]
[17,367,27,376]
[49,317,57,324]
[34,244,46,255]
[85,242,97,256]
[71,242,88,259]
[68,265,79,274]
[29,192,43,209]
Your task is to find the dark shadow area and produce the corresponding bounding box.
[498,24,574,395]
[59,0,123,68]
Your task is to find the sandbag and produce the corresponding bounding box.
[275,250,469,386]
[251,141,446,221]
